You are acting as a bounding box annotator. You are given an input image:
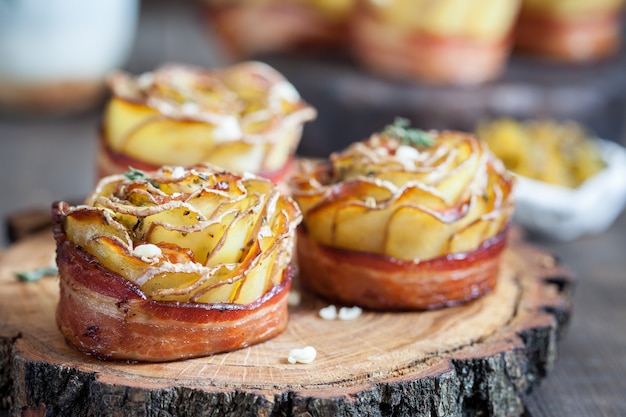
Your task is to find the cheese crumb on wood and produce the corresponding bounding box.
[338,306,363,321]
[319,305,362,320]
[319,305,337,320]
[287,346,317,364]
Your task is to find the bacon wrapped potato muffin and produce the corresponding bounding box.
[350,0,521,85]
[53,164,301,361]
[290,119,515,310]
[99,61,316,183]
[203,0,357,58]
[514,0,625,61]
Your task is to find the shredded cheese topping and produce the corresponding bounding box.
[132,244,162,263]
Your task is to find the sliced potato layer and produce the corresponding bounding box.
[57,164,301,304]
[102,61,316,176]
[290,126,514,261]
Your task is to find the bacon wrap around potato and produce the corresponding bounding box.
[53,164,301,361]
[514,0,624,62]
[99,61,317,182]
[350,0,521,84]
[290,128,515,310]
[204,0,357,58]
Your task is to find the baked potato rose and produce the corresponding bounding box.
[204,0,357,58]
[350,0,521,84]
[99,61,316,182]
[290,119,515,310]
[53,164,301,361]
[514,0,625,61]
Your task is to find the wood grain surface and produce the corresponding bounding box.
[0,229,572,416]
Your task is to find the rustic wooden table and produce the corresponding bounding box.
[1,1,625,416]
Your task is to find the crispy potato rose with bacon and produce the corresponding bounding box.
[350,0,521,85]
[53,164,301,362]
[99,61,316,182]
[290,119,515,310]
[203,0,357,58]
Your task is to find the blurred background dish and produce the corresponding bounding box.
[513,138,626,241]
[202,0,356,59]
[267,53,626,163]
[203,1,624,156]
[514,0,626,62]
[477,119,626,240]
[98,61,316,182]
[349,0,521,85]
[0,0,139,115]
[476,118,606,188]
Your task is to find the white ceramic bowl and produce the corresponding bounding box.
[513,138,626,241]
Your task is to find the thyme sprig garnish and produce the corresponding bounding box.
[383,117,435,147]
[15,266,58,283]
[124,167,160,188]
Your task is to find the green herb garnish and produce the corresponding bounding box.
[15,266,58,283]
[383,117,435,147]
[124,167,159,188]
[124,167,151,181]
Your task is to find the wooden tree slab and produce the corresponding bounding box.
[0,229,573,417]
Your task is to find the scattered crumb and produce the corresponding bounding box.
[318,305,337,320]
[319,305,362,321]
[287,346,317,364]
[338,306,363,321]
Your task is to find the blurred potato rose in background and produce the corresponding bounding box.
[99,61,317,182]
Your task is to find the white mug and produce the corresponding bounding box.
[0,0,139,114]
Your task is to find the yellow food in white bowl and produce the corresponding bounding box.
[477,118,626,240]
